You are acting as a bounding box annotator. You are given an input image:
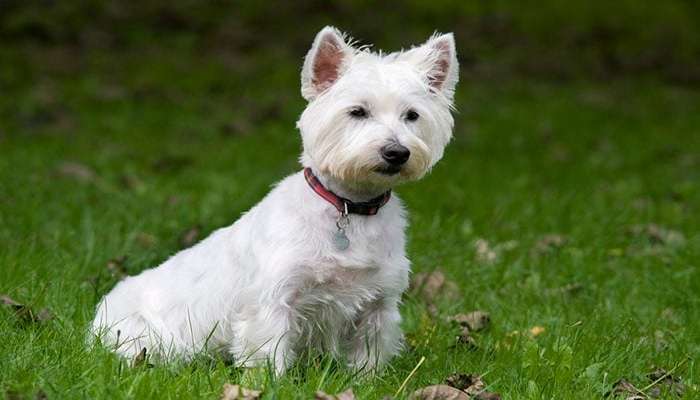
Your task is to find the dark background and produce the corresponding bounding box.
[2,1,700,85]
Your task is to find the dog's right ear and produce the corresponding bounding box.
[301,26,354,101]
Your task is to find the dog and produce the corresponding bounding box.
[91,26,459,373]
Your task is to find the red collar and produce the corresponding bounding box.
[304,168,391,216]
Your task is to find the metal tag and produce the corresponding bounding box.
[333,202,350,251]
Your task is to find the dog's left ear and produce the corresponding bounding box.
[400,33,459,101]
[301,26,354,101]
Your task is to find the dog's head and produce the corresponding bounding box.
[297,26,459,193]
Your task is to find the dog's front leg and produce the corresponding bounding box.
[347,297,403,371]
[234,305,296,375]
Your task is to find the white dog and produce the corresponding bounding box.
[91,26,459,373]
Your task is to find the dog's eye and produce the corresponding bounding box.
[349,107,368,118]
[405,110,420,122]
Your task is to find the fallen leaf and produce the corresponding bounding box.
[106,256,128,279]
[607,379,645,399]
[180,225,201,248]
[474,393,501,400]
[132,347,153,368]
[136,232,157,248]
[627,224,685,248]
[449,311,491,332]
[408,385,469,400]
[55,161,96,183]
[1,295,54,324]
[444,373,501,399]
[220,383,262,400]
[454,327,478,350]
[529,326,545,337]
[315,388,356,400]
[445,373,483,393]
[532,234,567,255]
[411,270,459,302]
[474,239,498,264]
[646,368,685,398]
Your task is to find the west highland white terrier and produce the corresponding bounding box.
[91,26,459,373]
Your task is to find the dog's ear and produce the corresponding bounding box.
[400,33,459,100]
[301,26,354,101]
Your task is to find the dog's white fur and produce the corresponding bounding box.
[91,26,458,373]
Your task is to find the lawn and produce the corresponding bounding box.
[1,33,699,399]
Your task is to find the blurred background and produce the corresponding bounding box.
[2,1,700,138]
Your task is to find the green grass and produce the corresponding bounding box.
[1,39,699,399]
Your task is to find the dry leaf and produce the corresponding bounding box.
[445,373,483,394]
[444,373,501,399]
[107,256,128,279]
[132,347,153,368]
[449,311,491,332]
[454,327,478,350]
[646,368,685,398]
[1,295,54,324]
[529,326,545,337]
[315,388,356,400]
[411,270,460,301]
[533,234,567,255]
[408,385,469,400]
[136,232,157,248]
[474,239,498,264]
[608,379,645,399]
[627,224,685,247]
[220,383,262,400]
[180,225,201,248]
[55,161,96,183]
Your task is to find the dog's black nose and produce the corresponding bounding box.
[380,143,411,166]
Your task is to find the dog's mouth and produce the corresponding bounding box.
[374,164,403,175]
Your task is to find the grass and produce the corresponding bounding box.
[1,35,699,399]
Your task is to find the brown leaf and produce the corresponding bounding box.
[220,383,262,400]
[445,373,484,393]
[106,256,128,279]
[1,295,54,324]
[474,393,501,400]
[136,232,157,248]
[180,225,201,248]
[444,373,500,399]
[646,368,685,398]
[132,347,153,368]
[315,388,356,400]
[411,270,460,302]
[408,385,469,400]
[608,379,646,399]
[449,311,491,332]
[55,161,96,183]
[454,327,478,350]
[532,234,567,255]
[627,224,685,248]
[474,239,498,264]
[529,326,545,337]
